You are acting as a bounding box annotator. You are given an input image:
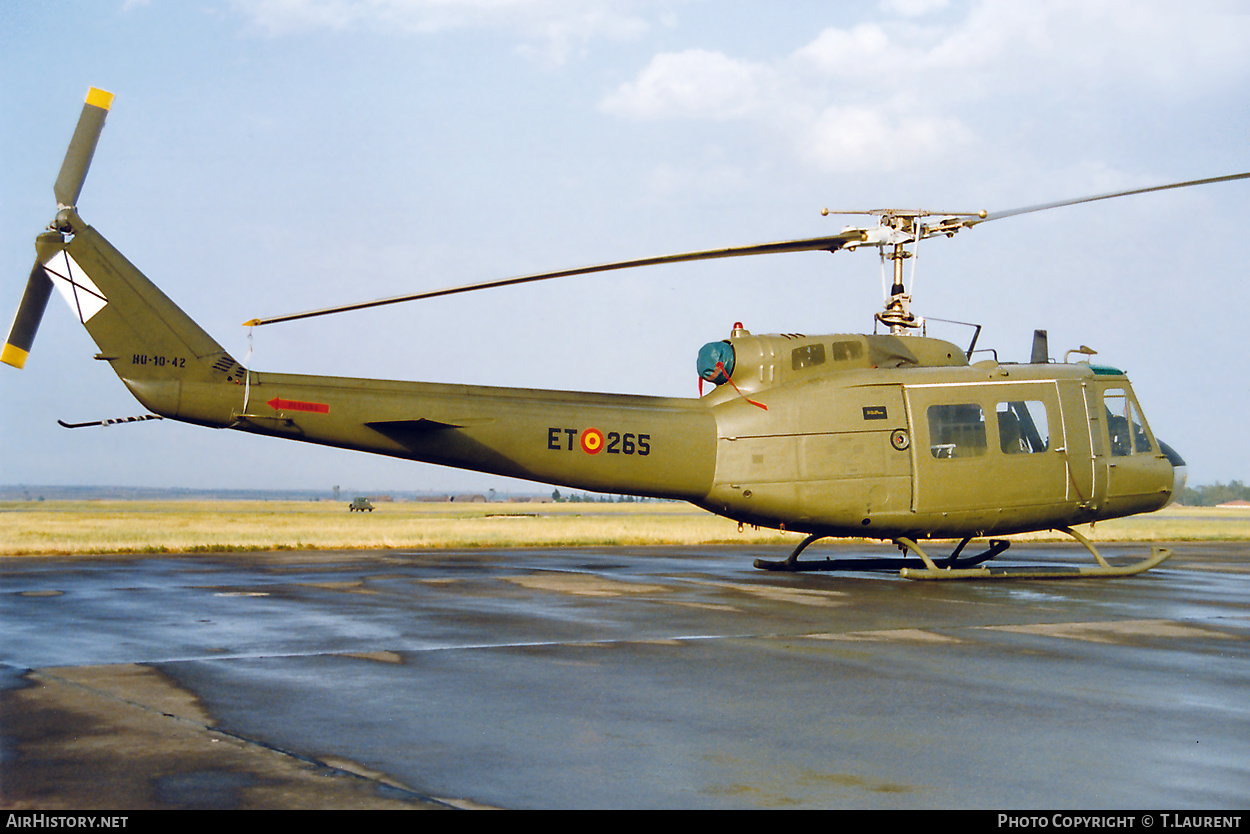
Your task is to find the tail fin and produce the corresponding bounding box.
[51,222,245,426]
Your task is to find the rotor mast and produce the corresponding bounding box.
[878,240,917,335]
[825,208,986,336]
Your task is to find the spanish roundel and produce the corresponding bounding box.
[581,428,604,454]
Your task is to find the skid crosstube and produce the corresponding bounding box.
[754,534,1009,573]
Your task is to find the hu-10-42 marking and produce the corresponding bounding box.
[131,354,186,368]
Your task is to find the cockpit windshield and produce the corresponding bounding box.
[1103,388,1152,456]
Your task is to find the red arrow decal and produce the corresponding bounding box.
[267,396,329,414]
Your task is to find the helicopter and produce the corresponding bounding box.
[6,88,1246,580]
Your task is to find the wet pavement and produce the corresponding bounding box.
[2,542,1248,809]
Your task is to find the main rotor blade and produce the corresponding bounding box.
[244,230,866,326]
[53,87,114,209]
[974,171,1250,225]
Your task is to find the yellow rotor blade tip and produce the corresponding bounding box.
[1,343,30,369]
[85,87,114,110]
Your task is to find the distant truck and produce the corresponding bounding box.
[348,497,375,512]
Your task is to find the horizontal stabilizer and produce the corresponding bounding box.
[368,417,504,446]
[366,418,467,445]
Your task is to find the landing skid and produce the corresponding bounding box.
[897,527,1171,581]
[753,527,1171,580]
[753,534,1009,573]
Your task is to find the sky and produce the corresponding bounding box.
[2,0,1249,495]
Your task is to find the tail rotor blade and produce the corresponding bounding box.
[53,87,113,209]
[3,233,65,369]
[7,88,113,370]
[3,264,54,369]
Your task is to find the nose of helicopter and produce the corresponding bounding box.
[1158,439,1188,500]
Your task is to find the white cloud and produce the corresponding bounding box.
[803,106,973,173]
[599,34,981,172]
[229,0,657,62]
[233,0,573,34]
[879,0,950,16]
[599,0,1250,173]
[511,7,649,65]
[599,49,771,120]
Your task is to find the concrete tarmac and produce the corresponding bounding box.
[1,542,1248,809]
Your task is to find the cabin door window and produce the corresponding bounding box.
[907,382,1066,514]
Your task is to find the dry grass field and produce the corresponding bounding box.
[1,499,1248,558]
[0,500,785,557]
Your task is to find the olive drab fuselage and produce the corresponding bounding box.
[7,87,1191,559]
[53,216,1175,545]
[694,328,1176,540]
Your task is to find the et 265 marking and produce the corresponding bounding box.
[548,427,651,456]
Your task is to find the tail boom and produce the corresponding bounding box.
[226,371,717,500]
[47,222,717,499]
